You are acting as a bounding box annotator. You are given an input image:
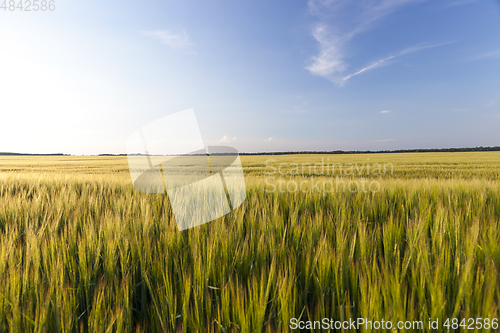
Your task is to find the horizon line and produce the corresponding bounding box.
[2,146,500,156]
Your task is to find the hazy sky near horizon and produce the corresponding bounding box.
[1,0,500,154]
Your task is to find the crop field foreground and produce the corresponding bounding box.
[0,152,500,332]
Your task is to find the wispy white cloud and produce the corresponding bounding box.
[305,24,347,79]
[305,0,449,85]
[380,110,391,114]
[219,135,236,143]
[476,50,500,60]
[443,0,480,7]
[143,30,192,49]
[267,137,274,141]
[340,42,452,85]
[308,0,424,28]
[376,138,396,142]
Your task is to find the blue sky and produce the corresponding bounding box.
[1,0,500,154]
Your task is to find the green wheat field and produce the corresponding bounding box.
[1,152,500,332]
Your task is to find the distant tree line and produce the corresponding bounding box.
[238,146,500,155]
[0,153,68,156]
[2,146,500,156]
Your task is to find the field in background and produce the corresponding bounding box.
[1,153,500,332]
